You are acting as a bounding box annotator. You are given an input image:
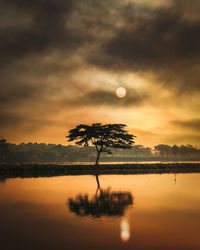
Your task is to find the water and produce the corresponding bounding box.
[0,173,200,250]
[58,161,200,165]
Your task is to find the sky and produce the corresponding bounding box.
[0,0,200,147]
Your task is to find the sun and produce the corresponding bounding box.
[116,87,126,98]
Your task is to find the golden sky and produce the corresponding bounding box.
[1,0,200,147]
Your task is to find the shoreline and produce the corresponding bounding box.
[0,163,200,179]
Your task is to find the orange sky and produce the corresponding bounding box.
[1,0,200,147]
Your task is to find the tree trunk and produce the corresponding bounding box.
[95,175,100,189]
[95,151,101,166]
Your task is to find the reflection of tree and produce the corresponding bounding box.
[68,175,133,218]
[0,177,6,184]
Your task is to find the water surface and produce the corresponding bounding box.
[0,173,200,250]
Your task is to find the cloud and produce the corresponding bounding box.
[0,111,56,135]
[167,134,200,146]
[2,0,200,94]
[0,0,85,67]
[172,119,200,131]
[0,81,42,109]
[87,0,200,93]
[66,89,148,107]
[0,0,200,145]
[0,112,24,127]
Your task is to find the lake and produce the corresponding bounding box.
[0,173,200,250]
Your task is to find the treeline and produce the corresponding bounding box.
[0,138,200,163]
[154,144,200,158]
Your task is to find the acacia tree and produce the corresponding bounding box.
[67,123,136,165]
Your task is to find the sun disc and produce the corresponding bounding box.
[116,87,126,98]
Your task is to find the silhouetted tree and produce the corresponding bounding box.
[0,137,9,161]
[67,123,136,165]
[171,145,180,157]
[179,144,199,158]
[154,144,171,157]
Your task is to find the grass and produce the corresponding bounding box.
[0,163,200,179]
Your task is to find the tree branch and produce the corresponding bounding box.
[95,143,99,153]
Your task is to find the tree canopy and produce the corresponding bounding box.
[67,123,136,165]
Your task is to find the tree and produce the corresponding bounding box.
[0,137,9,162]
[67,123,136,165]
[171,145,180,157]
[154,144,172,157]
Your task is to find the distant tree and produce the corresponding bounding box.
[0,137,7,146]
[0,137,9,161]
[132,145,146,157]
[171,145,180,157]
[179,144,199,158]
[67,123,136,165]
[179,145,189,157]
[154,144,171,157]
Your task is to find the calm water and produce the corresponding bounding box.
[59,161,200,165]
[0,174,200,250]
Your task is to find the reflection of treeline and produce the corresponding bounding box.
[0,138,200,163]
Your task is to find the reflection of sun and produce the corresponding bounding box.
[116,87,126,98]
[120,217,130,242]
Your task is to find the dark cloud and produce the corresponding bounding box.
[62,89,148,107]
[88,0,200,93]
[0,0,84,67]
[0,82,41,108]
[104,11,200,66]
[0,112,24,127]
[172,119,200,131]
[0,111,55,133]
[1,0,200,76]
[167,134,200,146]
[0,0,92,115]
[0,0,200,144]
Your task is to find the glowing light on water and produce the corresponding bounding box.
[120,217,130,242]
